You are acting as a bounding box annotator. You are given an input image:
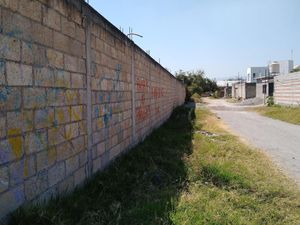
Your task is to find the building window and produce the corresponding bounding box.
[262,84,267,94]
[253,73,256,78]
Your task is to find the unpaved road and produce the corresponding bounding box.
[202,98,300,186]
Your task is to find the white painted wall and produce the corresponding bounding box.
[246,67,268,83]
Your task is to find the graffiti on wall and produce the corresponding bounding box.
[136,78,164,123]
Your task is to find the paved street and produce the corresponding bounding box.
[203,98,300,186]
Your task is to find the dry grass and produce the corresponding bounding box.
[171,108,300,225]
[252,105,300,125]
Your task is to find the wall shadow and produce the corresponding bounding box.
[9,106,195,225]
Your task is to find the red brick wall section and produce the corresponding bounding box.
[0,0,185,219]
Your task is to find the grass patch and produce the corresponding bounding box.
[191,93,202,103]
[252,105,300,125]
[8,106,300,225]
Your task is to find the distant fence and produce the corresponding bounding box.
[0,0,185,219]
[274,72,300,106]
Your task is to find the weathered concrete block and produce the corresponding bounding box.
[65,89,79,105]
[48,126,65,147]
[79,150,87,167]
[75,25,85,43]
[56,142,74,161]
[9,156,36,186]
[35,108,55,129]
[0,34,20,61]
[0,185,25,218]
[74,166,86,186]
[0,116,5,138]
[36,147,56,172]
[21,42,48,66]
[0,166,9,193]
[66,155,79,175]
[19,0,42,22]
[48,161,65,187]
[7,110,33,135]
[54,70,71,88]
[71,136,85,154]
[71,73,85,89]
[0,0,18,11]
[78,90,87,105]
[78,120,86,135]
[92,157,101,173]
[34,67,55,87]
[53,31,70,53]
[58,175,74,193]
[64,54,77,72]
[7,62,32,86]
[31,21,54,47]
[24,170,48,201]
[0,87,21,111]
[0,136,23,166]
[61,16,75,38]
[42,7,61,31]
[65,122,79,140]
[23,88,47,109]
[71,105,83,122]
[47,49,64,69]
[47,88,66,107]
[0,61,5,85]
[24,130,48,155]
[55,106,71,125]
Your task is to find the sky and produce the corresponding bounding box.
[88,0,300,80]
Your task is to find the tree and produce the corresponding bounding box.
[175,70,218,101]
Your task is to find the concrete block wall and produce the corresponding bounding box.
[274,72,300,106]
[0,0,185,219]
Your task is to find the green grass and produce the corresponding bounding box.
[253,105,300,125]
[8,107,300,225]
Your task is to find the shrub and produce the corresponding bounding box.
[267,96,274,107]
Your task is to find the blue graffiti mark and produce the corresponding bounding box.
[0,142,9,165]
[6,28,23,38]
[94,105,100,118]
[0,60,4,70]
[99,94,104,103]
[13,187,25,203]
[103,104,113,128]
[0,87,13,102]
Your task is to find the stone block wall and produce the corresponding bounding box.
[0,0,185,219]
[274,72,300,106]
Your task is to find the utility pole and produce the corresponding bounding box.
[127,29,143,145]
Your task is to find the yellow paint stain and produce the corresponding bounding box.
[48,111,55,125]
[97,118,103,129]
[24,158,29,177]
[72,106,82,121]
[57,110,65,123]
[8,128,22,136]
[8,136,23,159]
[66,91,75,104]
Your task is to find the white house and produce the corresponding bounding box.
[246,67,268,83]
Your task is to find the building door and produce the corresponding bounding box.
[268,83,274,96]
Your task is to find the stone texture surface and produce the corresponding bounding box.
[0,0,185,220]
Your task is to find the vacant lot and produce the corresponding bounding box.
[9,107,300,225]
[253,105,300,125]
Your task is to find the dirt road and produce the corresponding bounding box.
[202,98,300,186]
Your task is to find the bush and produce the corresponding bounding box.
[267,96,274,106]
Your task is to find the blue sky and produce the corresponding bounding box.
[88,0,300,80]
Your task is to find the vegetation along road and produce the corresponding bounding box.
[9,106,300,225]
[204,98,300,186]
